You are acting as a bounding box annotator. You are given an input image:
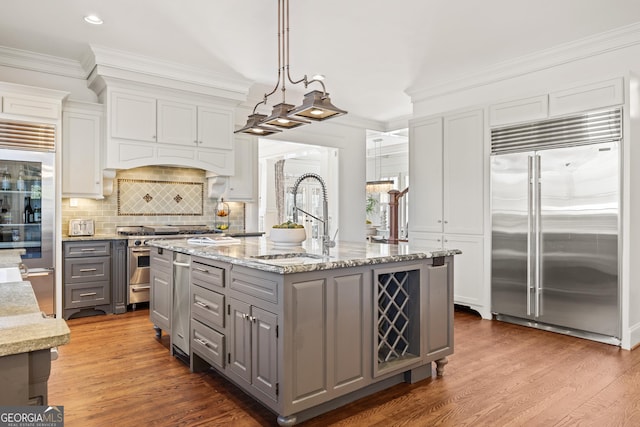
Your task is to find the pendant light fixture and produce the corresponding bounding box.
[366,137,394,193]
[235,0,347,136]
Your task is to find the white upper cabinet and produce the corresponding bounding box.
[157,99,197,146]
[226,135,257,201]
[105,88,235,174]
[443,109,484,235]
[110,92,157,142]
[409,117,443,234]
[198,106,233,150]
[62,101,103,198]
[489,95,548,127]
[409,109,484,236]
[549,78,624,117]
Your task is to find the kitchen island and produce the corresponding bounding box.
[146,237,459,426]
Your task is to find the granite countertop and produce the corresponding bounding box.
[62,233,124,242]
[146,237,461,275]
[0,249,26,268]
[0,279,70,357]
[61,232,263,242]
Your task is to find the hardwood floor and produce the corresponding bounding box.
[48,307,640,426]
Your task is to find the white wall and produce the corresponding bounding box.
[409,40,640,349]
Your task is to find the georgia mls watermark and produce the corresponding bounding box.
[0,406,63,427]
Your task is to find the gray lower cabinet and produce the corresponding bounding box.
[149,247,172,335]
[227,297,278,402]
[190,256,228,371]
[63,240,112,320]
[111,240,127,314]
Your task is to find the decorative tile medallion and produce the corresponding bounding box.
[117,179,203,216]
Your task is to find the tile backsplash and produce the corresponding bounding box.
[62,166,245,235]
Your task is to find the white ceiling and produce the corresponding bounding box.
[1,1,640,124]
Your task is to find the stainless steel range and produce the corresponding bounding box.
[116,225,219,308]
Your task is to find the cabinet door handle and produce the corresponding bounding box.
[195,338,208,347]
[437,220,442,223]
[444,220,448,224]
[195,301,209,309]
[80,292,97,297]
[79,268,97,272]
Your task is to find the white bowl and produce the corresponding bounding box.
[269,227,306,246]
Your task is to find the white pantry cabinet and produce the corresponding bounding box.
[409,108,486,315]
[62,101,103,198]
[409,109,484,236]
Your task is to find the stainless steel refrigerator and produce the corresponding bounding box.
[491,108,621,344]
[0,120,56,316]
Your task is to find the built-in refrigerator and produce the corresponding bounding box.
[0,120,56,316]
[491,108,621,344]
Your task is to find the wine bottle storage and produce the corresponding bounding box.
[0,160,43,247]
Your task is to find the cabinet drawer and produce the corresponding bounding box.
[65,256,110,283]
[230,267,279,304]
[65,281,110,308]
[192,257,225,290]
[64,240,111,257]
[192,284,225,329]
[192,319,225,369]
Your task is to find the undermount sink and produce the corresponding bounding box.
[250,253,329,266]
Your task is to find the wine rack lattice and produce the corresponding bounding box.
[377,271,410,363]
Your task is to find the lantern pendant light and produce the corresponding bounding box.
[235,0,347,136]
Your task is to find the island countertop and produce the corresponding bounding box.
[0,279,70,357]
[146,237,461,274]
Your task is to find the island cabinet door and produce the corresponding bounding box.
[227,298,279,402]
[425,259,454,360]
[150,267,171,332]
[228,298,252,384]
[283,272,369,414]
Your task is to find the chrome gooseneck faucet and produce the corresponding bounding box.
[292,173,335,256]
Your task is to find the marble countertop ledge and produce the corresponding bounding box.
[0,249,26,268]
[146,237,462,275]
[0,280,70,357]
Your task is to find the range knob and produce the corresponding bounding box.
[134,240,143,246]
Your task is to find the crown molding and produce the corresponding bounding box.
[83,45,252,102]
[0,45,86,79]
[407,22,640,102]
[0,80,69,101]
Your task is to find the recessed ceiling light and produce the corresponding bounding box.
[84,14,103,25]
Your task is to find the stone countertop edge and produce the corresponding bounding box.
[146,237,462,275]
[62,234,125,241]
[0,280,70,357]
[0,249,26,268]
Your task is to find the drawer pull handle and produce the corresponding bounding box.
[79,268,97,272]
[195,338,209,347]
[194,267,209,273]
[80,248,96,251]
[195,301,209,309]
[132,286,151,292]
[80,292,97,297]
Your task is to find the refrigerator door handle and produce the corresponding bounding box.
[535,154,542,318]
[527,155,533,316]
